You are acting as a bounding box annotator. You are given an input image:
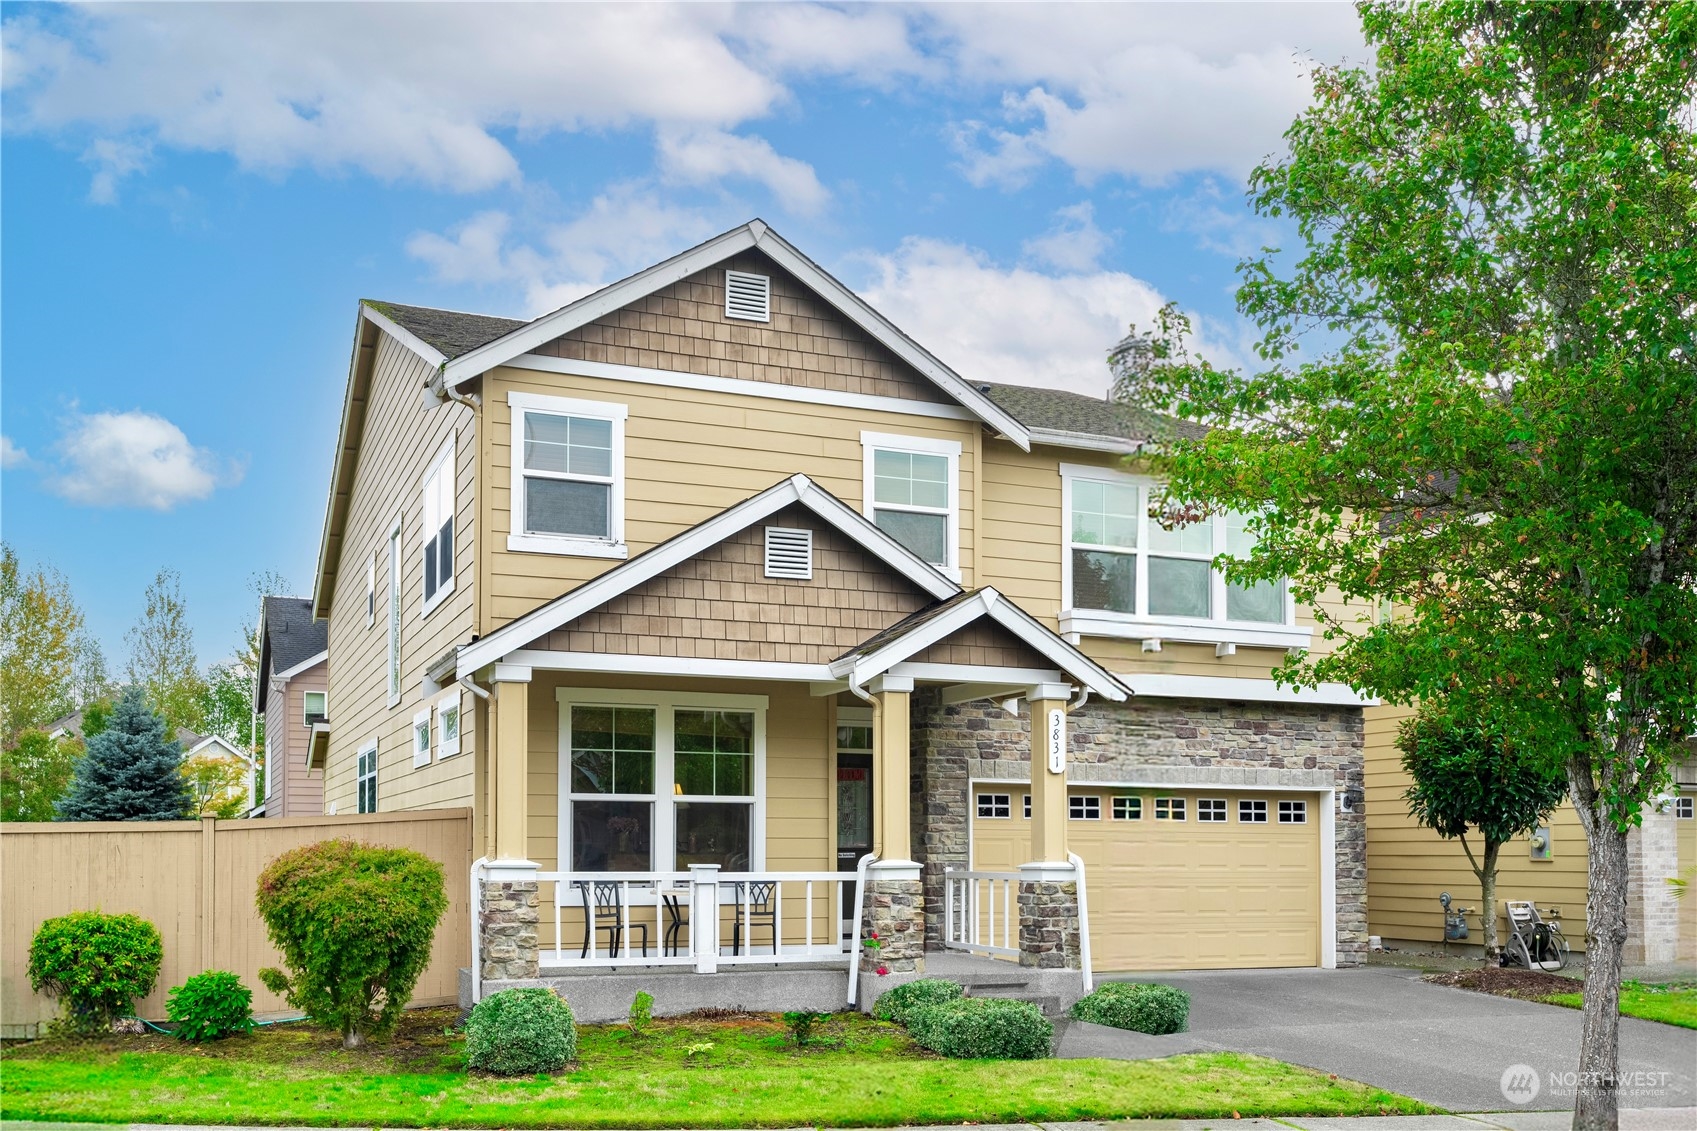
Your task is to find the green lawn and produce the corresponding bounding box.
[1542,981,1697,1030]
[0,1007,1430,1128]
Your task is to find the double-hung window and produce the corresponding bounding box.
[861,432,960,577]
[421,437,455,615]
[302,691,327,725]
[1061,464,1301,647]
[560,690,765,874]
[356,739,378,814]
[386,521,402,704]
[509,392,628,558]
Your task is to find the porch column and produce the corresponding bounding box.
[481,665,538,982]
[1018,686,1082,970]
[864,675,923,975]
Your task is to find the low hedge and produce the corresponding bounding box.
[465,988,577,1075]
[905,996,1052,1059]
[1068,981,1190,1034]
[871,977,964,1027]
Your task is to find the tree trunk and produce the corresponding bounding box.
[1570,762,1630,1131]
[1478,840,1501,961]
[342,1026,365,1051]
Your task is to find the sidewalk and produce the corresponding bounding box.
[6,1114,1697,1131]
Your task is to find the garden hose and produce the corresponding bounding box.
[124,1014,308,1034]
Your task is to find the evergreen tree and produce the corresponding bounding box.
[55,687,192,822]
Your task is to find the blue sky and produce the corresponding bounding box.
[0,1,1365,670]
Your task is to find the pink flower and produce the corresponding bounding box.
[876,965,890,976]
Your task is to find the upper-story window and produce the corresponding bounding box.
[1060,464,1301,647]
[421,436,455,616]
[302,691,327,725]
[386,520,402,705]
[509,391,628,559]
[860,431,960,578]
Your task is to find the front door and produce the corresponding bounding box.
[837,752,873,930]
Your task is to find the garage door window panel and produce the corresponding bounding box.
[1070,795,1101,820]
[1239,799,1268,823]
[977,793,1011,819]
[1198,798,1227,822]
[1113,796,1142,820]
[1155,797,1186,821]
[1279,799,1308,824]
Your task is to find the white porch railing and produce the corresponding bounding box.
[533,864,862,973]
[942,867,1021,958]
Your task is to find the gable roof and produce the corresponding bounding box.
[363,301,524,363]
[978,381,1205,452]
[257,596,329,712]
[456,473,959,676]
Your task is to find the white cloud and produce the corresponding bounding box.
[860,237,1174,396]
[1022,202,1111,273]
[47,410,240,510]
[1161,178,1285,258]
[657,129,828,215]
[81,136,150,205]
[1,434,29,469]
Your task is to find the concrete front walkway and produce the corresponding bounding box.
[1074,965,1695,1112]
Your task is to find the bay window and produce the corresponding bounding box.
[1061,464,1305,648]
[559,690,765,874]
[861,431,960,577]
[509,391,627,558]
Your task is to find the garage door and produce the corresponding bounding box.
[971,786,1322,970]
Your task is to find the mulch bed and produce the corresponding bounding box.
[1424,967,1580,999]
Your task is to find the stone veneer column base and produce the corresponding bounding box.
[1624,805,1681,966]
[861,875,925,974]
[1017,879,1081,970]
[480,880,540,981]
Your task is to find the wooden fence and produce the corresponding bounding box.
[1,809,472,1036]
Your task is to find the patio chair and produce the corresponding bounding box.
[730,880,778,956]
[575,879,649,959]
[661,888,689,956]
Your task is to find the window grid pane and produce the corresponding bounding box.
[1070,479,1139,550]
[1148,556,1211,618]
[570,706,655,795]
[673,709,753,797]
[1113,796,1142,820]
[1279,799,1308,824]
[1239,799,1268,823]
[874,509,947,565]
[1069,795,1101,820]
[977,793,1011,819]
[1198,798,1227,822]
[1155,797,1186,821]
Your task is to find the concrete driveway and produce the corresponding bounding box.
[1092,965,1696,1112]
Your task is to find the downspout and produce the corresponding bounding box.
[430,369,482,411]
[469,856,489,1006]
[846,670,874,704]
[1068,687,1090,712]
[1069,850,1094,994]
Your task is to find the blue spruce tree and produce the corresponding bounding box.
[56,686,192,821]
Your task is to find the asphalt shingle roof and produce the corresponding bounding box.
[262,596,329,677]
[365,301,526,362]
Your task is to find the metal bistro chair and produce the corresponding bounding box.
[575,880,650,959]
[730,880,778,956]
[661,886,690,957]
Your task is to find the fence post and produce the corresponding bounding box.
[690,864,720,973]
[200,817,217,974]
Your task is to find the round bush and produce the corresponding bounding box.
[28,911,163,1034]
[1068,982,1190,1034]
[255,839,447,1049]
[905,997,1052,1059]
[871,977,964,1027]
[167,971,255,1041]
[466,987,577,1075]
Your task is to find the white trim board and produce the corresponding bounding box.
[360,304,448,369]
[1118,674,1376,707]
[507,651,834,683]
[273,649,329,683]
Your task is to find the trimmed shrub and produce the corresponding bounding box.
[28,911,163,1035]
[466,987,577,1075]
[1068,982,1190,1034]
[871,977,964,1026]
[905,997,1052,1059]
[255,839,447,1049]
[167,971,255,1042]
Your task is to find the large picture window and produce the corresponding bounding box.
[1062,465,1297,644]
[559,690,765,874]
[509,391,628,558]
[861,431,960,576]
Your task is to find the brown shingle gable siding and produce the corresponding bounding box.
[910,617,1053,671]
[534,252,951,404]
[542,506,934,663]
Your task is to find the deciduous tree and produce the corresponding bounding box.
[1,730,82,822]
[125,569,205,736]
[0,544,94,741]
[1113,6,1696,1127]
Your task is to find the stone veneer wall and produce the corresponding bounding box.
[859,876,925,974]
[910,691,1369,965]
[1017,880,1082,969]
[480,880,540,981]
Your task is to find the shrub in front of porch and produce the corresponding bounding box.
[872,977,965,1026]
[1069,982,1190,1035]
[905,997,1052,1060]
[254,839,447,1050]
[466,988,577,1075]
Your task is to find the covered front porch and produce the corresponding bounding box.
[448,475,1127,1015]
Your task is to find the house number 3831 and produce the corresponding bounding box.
[1047,708,1066,775]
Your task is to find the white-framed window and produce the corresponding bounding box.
[1069,795,1101,820]
[1239,799,1269,823]
[421,436,455,616]
[558,689,766,873]
[411,708,432,767]
[509,391,628,558]
[1060,464,1300,645]
[1198,798,1227,823]
[1155,796,1185,821]
[1674,796,1692,819]
[1279,799,1308,824]
[1113,795,1142,820]
[302,691,327,725]
[386,520,402,705]
[436,692,462,759]
[356,739,378,814]
[366,554,376,628]
[1022,794,1031,819]
[861,431,961,578]
[977,793,1011,819]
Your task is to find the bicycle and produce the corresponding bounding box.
[1501,899,1570,971]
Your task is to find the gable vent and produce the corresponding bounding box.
[725,269,771,322]
[764,526,813,579]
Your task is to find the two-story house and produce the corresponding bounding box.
[309,220,1377,1013]
[253,596,328,818]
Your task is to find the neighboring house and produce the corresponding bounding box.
[47,707,257,815]
[1365,708,1696,964]
[309,219,1379,1001]
[253,596,328,818]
